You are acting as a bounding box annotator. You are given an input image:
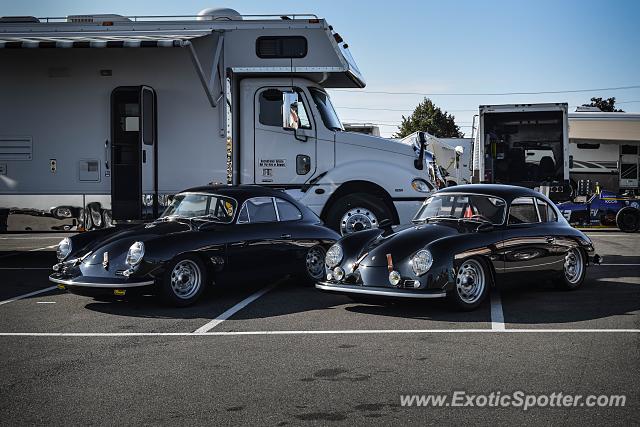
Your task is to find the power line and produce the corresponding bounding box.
[337,106,476,112]
[331,85,640,97]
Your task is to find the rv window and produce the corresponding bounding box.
[259,89,311,129]
[256,36,307,59]
[576,143,600,150]
[621,145,639,155]
[142,89,154,145]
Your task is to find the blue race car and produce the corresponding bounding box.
[557,190,640,232]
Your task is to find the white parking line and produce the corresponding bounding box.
[0,329,638,337]
[0,286,59,306]
[490,290,505,331]
[600,264,640,266]
[193,282,279,334]
[0,268,51,270]
[0,244,58,260]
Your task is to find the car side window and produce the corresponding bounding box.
[275,198,302,221]
[508,197,540,225]
[536,198,557,222]
[258,88,311,129]
[238,197,278,223]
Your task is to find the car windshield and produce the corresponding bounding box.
[413,193,506,225]
[161,193,237,223]
[309,88,343,131]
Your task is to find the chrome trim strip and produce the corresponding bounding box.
[503,259,564,270]
[315,282,447,299]
[49,276,154,288]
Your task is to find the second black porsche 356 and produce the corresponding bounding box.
[316,184,601,310]
[50,185,339,306]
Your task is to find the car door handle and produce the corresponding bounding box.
[546,237,555,244]
[280,234,291,239]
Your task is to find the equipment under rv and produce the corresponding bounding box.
[0,9,438,234]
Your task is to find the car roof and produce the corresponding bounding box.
[436,184,545,202]
[179,185,293,201]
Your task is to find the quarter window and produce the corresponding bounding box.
[508,197,540,224]
[238,197,278,223]
[536,199,557,222]
[275,198,302,221]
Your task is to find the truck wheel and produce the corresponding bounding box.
[616,207,639,233]
[326,193,392,235]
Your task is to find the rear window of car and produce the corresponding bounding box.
[508,197,540,224]
[237,197,278,223]
[275,198,302,221]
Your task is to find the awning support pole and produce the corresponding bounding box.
[185,34,224,108]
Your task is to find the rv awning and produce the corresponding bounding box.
[0,31,211,48]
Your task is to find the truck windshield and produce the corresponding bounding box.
[161,193,237,223]
[413,194,506,225]
[309,88,343,131]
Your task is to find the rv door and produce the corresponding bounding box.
[110,86,157,222]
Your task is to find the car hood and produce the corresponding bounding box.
[82,220,193,265]
[360,223,461,267]
[336,131,418,158]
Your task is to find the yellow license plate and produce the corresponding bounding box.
[113,289,126,296]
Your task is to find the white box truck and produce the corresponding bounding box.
[0,9,438,234]
[471,103,572,201]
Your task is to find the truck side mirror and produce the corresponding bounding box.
[569,155,574,169]
[282,91,299,130]
[414,131,427,170]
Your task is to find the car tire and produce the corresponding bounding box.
[326,193,392,236]
[299,244,327,285]
[555,247,587,291]
[447,257,490,311]
[616,207,639,233]
[159,255,208,307]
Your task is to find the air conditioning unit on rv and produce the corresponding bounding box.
[67,14,131,24]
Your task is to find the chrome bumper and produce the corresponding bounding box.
[316,282,447,299]
[49,275,154,288]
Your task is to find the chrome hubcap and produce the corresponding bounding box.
[455,259,485,304]
[306,246,326,280]
[340,207,378,235]
[170,260,201,299]
[564,248,583,284]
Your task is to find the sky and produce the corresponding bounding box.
[5,0,640,137]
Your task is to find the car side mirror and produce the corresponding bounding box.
[282,91,299,130]
[378,218,393,235]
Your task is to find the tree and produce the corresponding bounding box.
[582,96,624,112]
[393,98,464,139]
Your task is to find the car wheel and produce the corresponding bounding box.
[159,255,207,307]
[555,247,586,290]
[447,257,489,311]
[302,244,326,284]
[616,207,639,233]
[326,193,392,236]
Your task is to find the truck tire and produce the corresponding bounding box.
[325,193,392,236]
[616,207,640,233]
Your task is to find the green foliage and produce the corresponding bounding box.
[583,97,624,112]
[393,98,464,138]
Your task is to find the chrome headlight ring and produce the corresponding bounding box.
[56,237,72,261]
[325,244,343,268]
[126,241,145,266]
[411,249,433,276]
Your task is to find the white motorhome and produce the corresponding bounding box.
[0,9,438,234]
[569,109,640,193]
[398,132,471,186]
[471,103,571,201]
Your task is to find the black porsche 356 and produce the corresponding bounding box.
[50,186,339,306]
[317,184,601,310]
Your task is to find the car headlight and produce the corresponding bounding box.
[126,241,145,266]
[325,244,343,268]
[411,249,433,276]
[411,178,433,193]
[56,237,72,261]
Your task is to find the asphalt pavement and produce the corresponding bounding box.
[0,232,638,425]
